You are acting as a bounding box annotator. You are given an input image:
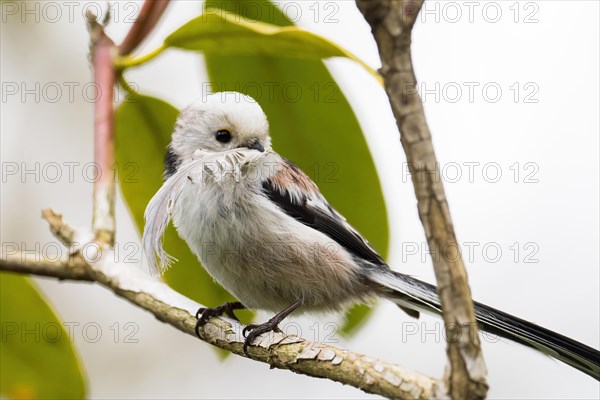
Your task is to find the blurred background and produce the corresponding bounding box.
[1,0,599,398]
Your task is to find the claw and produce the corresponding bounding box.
[195,307,207,319]
[194,302,246,338]
[194,319,203,338]
[241,301,302,354]
[242,324,258,338]
[242,322,283,353]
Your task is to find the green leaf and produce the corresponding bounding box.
[163,6,381,84]
[201,0,389,334]
[340,303,375,337]
[115,94,237,307]
[0,273,86,399]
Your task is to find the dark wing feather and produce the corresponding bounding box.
[164,146,180,180]
[262,159,385,266]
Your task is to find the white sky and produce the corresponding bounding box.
[1,1,599,398]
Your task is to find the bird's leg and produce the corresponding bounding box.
[242,300,302,353]
[195,301,246,337]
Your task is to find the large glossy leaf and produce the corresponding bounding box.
[200,0,388,335]
[115,94,237,308]
[164,7,380,84]
[0,273,86,398]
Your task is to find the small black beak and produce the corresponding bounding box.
[247,140,264,152]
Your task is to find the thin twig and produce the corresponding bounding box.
[355,1,488,398]
[88,1,170,245]
[118,0,170,56]
[88,13,116,245]
[1,254,92,282]
[41,209,78,246]
[0,210,444,400]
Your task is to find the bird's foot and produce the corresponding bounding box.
[242,318,283,353]
[241,300,302,353]
[195,301,245,337]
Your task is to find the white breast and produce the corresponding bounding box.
[171,156,367,312]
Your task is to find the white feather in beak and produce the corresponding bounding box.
[142,148,264,276]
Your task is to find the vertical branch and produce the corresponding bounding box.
[88,14,116,246]
[86,1,170,246]
[356,1,489,398]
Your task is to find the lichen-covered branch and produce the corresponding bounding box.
[355,1,488,398]
[0,209,443,400]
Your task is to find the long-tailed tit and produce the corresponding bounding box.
[143,92,599,380]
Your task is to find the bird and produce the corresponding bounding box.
[143,91,599,380]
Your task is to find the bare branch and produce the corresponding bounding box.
[87,14,117,245]
[1,253,92,282]
[41,209,78,246]
[0,209,444,400]
[87,1,170,245]
[355,1,488,398]
[118,0,170,56]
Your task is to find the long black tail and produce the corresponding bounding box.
[369,269,600,381]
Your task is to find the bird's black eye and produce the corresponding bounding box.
[215,129,232,143]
